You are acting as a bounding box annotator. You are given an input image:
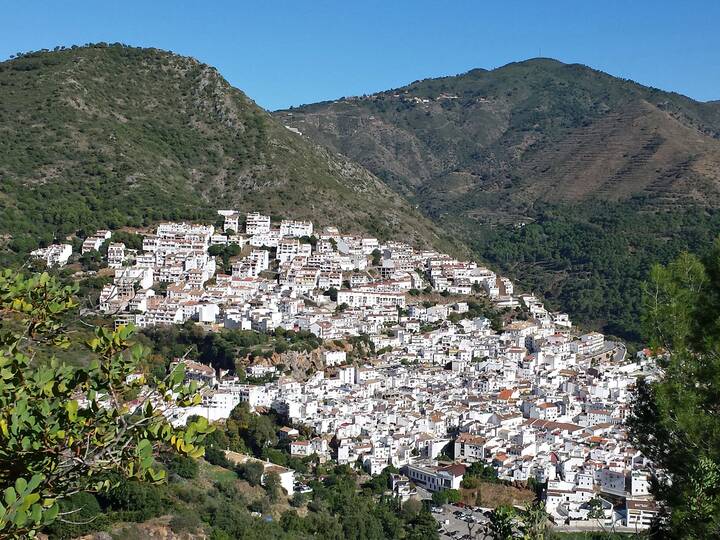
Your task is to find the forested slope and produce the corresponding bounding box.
[276,59,720,339]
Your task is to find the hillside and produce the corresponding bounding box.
[0,44,456,260]
[275,58,720,215]
[275,59,720,339]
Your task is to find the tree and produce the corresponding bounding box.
[371,249,382,266]
[99,479,164,521]
[43,492,104,539]
[587,497,605,521]
[466,460,498,482]
[205,447,231,469]
[324,286,338,302]
[237,462,264,487]
[519,501,548,540]
[628,245,720,537]
[0,269,213,537]
[431,490,448,506]
[166,454,199,479]
[461,476,479,489]
[445,489,461,504]
[406,506,439,540]
[247,414,278,451]
[290,492,306,508]
[264,471,282,502]
[486,505,516,540]
[400,498,422,520]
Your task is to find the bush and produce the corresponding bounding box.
[431,491,448,506]
[44,492,106,539]
[264,471,282,502]
[236,461,265,486]
[167,454,199,479]
[169,511,203,533]
[174,484,207,505]
[431,489,461,506]
[248,496,272,515]
[205,446,231,468]
[99,480,165,521]
[445,489,461,503]
[461,476,480,489]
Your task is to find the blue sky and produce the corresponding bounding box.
[2,1,719,110]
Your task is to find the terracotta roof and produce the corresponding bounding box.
[524,419,583,432]
[439,463,466,477]
[498,389,513,400]
[626,499,658,511]
[456,432,486,445]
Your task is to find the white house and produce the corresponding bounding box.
[323,350,347,367]
[402,462,465,492]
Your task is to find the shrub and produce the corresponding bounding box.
[170,511,203,533]
[44,492,106,539]
[205,447,231,468]
[461,476,480,489]
[167,454,199,479]
[236,462,264,486]
[100,480,165,521]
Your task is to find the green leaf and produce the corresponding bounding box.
[29,503,42,523]
[26,475,43,493]
[137,438,152,458]
[42,503,59,524]
[65,400,78,421]
[14,478,27,495]
[13,508,27,527]
[4,487,16,506]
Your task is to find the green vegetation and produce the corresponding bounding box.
[0,44,459,267]
[628,241,720,537]
[208,242,241,272]
[0,269,211,537]
[278,58,720,340]
[139,322,322,375]
[461,461,499,486]
[551,534,636,540]
[43,400,441,539]
[431,489,461,505]
[447,299,504,332]
[470,201,720,340]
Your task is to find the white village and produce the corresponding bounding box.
[33,210,662,533]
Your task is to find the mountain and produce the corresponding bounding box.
[275,58,720,218]
[0,44,456,260]
[275,59,720,338]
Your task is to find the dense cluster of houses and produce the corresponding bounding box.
[70,210,659,530]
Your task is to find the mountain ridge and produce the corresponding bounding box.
[275,57,720,211]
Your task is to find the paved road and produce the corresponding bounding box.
[433,504,490,540]
[432,505,640,539]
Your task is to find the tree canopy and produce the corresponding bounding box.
[0,269,212,537]
[629,241,720,537]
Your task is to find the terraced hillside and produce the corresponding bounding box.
[276,58,720,219]
[0,44,457,261]
[276,59,720,339]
